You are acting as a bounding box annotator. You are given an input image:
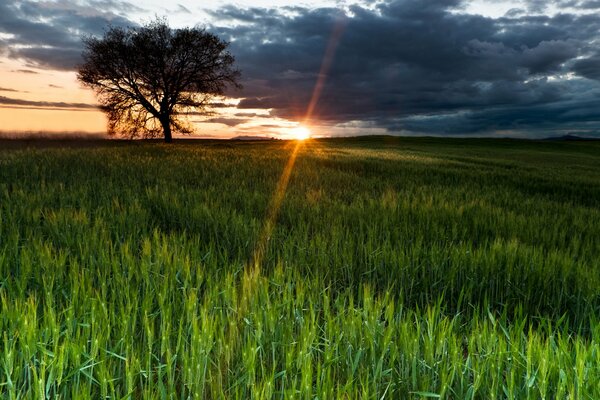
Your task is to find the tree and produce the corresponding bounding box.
[77,19,240,142]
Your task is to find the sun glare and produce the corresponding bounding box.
[291,126,311,140]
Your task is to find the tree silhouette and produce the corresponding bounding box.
[78,19,240,142]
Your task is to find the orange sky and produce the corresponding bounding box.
[0,57,316,139]
[0,59,103,133]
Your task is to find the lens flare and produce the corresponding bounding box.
[248,13,346,279]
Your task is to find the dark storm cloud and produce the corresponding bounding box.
[573,54,600,80]
[208,0,600,136]
[393,83,600,135]
[0,0,135,70]
[518,0,600,13]
[1,0,599,136]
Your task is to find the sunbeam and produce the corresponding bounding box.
[250,140,303,271]
[304,15,347,123]
[248,14,347,276]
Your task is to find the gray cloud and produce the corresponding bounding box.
[0,95,98,110]
[209,0,600,136]
[504,0,600,14]
[234,112,270,118]
[573,54,600,80]
[579,0,600,8]
[176,4,192,14]
[204,117,249,126]
[0,0,599,136]
[0,0,135,70]
[13,69,39,74]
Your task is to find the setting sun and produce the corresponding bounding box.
[291,126,311,140]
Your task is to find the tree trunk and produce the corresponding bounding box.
[160,116,173,143]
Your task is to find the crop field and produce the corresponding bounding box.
[0,136,599,399]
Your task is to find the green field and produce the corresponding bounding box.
[1,137,599,398]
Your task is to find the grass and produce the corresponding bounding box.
[0,136,599,398]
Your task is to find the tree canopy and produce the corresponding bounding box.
[78,19,241,142]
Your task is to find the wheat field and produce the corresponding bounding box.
[0,137,599,398]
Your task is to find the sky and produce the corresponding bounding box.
[1,0,600,139]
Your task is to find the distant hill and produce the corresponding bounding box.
[545,134,600,141]
[230,135,279,141]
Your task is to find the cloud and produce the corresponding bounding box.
[573,53,600,80]
[235,112,269,117]
[579,0,600,8]
[204,117,249,126]
[0,95,98,110]
[208,0,600,136]
[0,0,599,136]
[0,0,135,70]
[176,4,192,14]
[13,69,39,74]
[0,87,21,92]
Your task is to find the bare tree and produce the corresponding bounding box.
[78,19,240,142]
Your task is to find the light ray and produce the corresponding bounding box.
[250,140,302,271]
[304,16,347,124]
[247,13,347,280]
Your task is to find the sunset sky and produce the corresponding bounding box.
[1,0,600,138]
